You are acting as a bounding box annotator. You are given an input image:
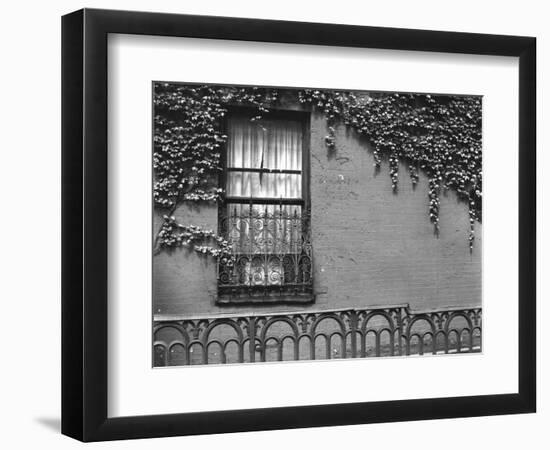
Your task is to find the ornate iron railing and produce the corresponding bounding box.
[217,203,313,303]
[153,305,482,366]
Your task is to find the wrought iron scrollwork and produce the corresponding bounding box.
[218,203,313,302]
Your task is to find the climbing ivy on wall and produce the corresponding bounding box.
[153,84,482,257]
[153,84,278,257]
[298,89,482,249]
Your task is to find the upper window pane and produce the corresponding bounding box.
[227,117,303,171]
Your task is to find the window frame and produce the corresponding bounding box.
[217,105,313,305]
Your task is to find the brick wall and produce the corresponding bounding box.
[153,108,482,317]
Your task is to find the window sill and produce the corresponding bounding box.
[216,290,315,306]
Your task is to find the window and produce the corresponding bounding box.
[217,110,313,304]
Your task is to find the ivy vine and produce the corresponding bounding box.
[153,84,481,257]
[153,84,279,257]
[298,89,482,249]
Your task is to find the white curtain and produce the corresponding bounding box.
[226,116,302,199]
[225,116,304,263]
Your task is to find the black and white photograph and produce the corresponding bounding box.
[152,83,483,367]
[0,0,542,447]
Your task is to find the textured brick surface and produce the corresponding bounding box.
[153,110,482,317]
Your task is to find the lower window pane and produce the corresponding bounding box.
[226,172,302,199]
[219,203,312,290]
[225,203,302,255]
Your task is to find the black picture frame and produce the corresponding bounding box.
[61,8,536,442]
